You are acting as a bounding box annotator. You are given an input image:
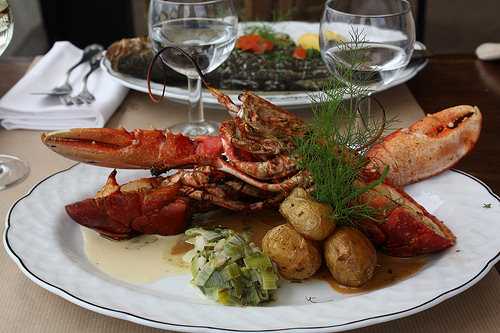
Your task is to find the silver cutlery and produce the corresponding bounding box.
[31,44,104,97]
[66,52,103,105]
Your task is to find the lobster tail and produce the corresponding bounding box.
[66,172,189,240]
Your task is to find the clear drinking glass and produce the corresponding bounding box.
[320,0,416,92]
[0,0,30,190]
[148,0,238,136]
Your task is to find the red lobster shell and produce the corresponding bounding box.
[357,178,456,257]
[42,87,481,256]
[66,171,188,240]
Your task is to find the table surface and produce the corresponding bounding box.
[1,55,499,332]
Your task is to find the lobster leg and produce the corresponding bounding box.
[216,159,313,192]
[206,86,307,140]
[226,155,298,181]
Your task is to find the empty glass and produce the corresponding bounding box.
[320,0,416,92]
[148,0,238,136]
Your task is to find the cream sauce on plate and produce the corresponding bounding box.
[82,209,286,284]
[82,228,191,284]
[82,209,424,292]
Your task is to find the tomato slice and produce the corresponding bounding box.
[236,34,274,54]
[236,34,261,51]
[261,40,274,52]
[292,47,307,60]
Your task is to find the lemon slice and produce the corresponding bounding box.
[297,31,346,51]
[297,33,321,50]
[324,30,346,43]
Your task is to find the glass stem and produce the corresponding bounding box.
[187,76,204,123]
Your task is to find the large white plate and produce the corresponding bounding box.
[100,22,428,109]
[4,164,500,332]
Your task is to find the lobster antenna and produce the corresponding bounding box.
[147,46,211,103]
[355,96,387,151]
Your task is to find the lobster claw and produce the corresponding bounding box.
[357,180,455,257]
[66,171,189,240]
[41,128,223,173]
[367,105,482,187]
[381,207,455,257]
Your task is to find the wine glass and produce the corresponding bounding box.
[148,0,238,136]
[0,0,30,190]
[320,0,416,93]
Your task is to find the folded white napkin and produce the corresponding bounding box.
[0,41,128,130]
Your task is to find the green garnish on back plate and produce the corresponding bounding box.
[183,227,279,306]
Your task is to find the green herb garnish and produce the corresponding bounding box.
[293,29,393,225]
[306,48,321,58]
[244,24,294,49]
[184,227,279,306]
[483,203,492,209]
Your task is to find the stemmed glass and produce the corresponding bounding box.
[148,0,238,136]
[0,0,30,190]
[320,0,415,99]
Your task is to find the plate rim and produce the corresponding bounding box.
[3,165,500,333]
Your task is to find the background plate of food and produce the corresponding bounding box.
[101,21,428,109]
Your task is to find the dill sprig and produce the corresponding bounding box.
[293,28,393,225]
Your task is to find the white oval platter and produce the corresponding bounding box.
[100,22,428,109]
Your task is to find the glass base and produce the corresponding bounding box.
[0,155,30,191]
[169,121,220,136]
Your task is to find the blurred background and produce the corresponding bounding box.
[4,0,500,56]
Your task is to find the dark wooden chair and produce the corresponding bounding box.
[39,0,427,48]
[39,0,135,49]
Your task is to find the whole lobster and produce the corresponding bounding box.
[41,49,482,257]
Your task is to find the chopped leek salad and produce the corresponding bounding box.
[183,227,279,306]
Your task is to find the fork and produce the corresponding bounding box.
[31,44,104,97]
[68,52,103,105]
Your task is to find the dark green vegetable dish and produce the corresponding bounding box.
[106,25,331,91]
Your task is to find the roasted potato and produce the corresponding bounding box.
[262,224,322,280]
[279,187,336,241]
[324,227,377,287]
